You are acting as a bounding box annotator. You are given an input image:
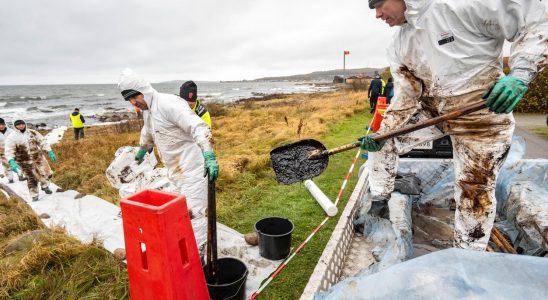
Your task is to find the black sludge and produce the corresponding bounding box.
[270,139,328,185]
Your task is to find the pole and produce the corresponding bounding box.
[343,52,346,83]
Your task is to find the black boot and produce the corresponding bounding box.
[32,196,39,202]
[42,186,53,194]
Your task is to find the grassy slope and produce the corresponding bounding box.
[4,90,371,298]
[231,112,370,299]
[0,193,129,299]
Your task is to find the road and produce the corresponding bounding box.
[513,113,548,159]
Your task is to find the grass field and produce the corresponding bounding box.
[533,127,548,140]
[1,89,372,299]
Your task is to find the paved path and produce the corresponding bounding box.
[513,114,547,159]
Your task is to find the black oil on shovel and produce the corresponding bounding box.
[270,101,487,185]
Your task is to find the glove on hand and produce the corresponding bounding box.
[47,150,57,162]
[483,76,528,114]
[135,148,148,164]
[9,159,20,172]
[358,134,385,152]
[203,151,219,182]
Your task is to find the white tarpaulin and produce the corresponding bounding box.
[317,248,548,300]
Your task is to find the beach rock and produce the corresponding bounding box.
[39,213,51,219]
[114,248,126,260]
[0,196,8,207]
[4,229,48,255]
[244,232,258,246]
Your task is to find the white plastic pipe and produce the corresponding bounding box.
[304,180,338,217]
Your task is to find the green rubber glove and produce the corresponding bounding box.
[358,134,386,152]
[47,150,57,162]
[483,76,528,114]
[135,148,147,164]
[203,151,219,182]
[9,159,20,173]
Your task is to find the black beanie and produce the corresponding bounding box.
[121,89,143,101]
[14,119,25,126]
[180,81,197,102]
[369,0,383,9]
[0,118,5,125]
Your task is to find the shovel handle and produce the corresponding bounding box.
[206,177,219,283]
[309,101,487,160]
[372,101,487,141]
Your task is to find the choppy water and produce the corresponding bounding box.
[0,81,333,127]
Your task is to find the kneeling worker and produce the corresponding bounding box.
[118,69,219,257]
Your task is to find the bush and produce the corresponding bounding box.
[515,69,548,113]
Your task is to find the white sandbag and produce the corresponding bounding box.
[105,146,157,189]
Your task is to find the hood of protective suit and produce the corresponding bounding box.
[117,69,157,108]
[404,0,433,27]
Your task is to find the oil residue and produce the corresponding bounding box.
[270,139,328,185]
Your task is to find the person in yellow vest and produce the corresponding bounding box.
[179,81,212,128]
[69,108,85,140]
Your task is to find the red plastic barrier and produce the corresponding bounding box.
[121,189,209,300]
[377,96,387,106]
[370,103,389,133]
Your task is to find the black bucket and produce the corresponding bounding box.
[254,217,294,260]
[204,257,248,300]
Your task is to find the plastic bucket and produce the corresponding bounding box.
[254,217,294,260]
[204,257,248,300]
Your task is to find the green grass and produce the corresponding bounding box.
[217,112,371,299]
[533,127,548,140]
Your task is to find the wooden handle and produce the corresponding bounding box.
[372,101,487,141]
[309,101,487,160]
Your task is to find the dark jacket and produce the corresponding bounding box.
[383,82,394,98]
[368,78,383,97]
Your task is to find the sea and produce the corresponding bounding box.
[0,81,333,127]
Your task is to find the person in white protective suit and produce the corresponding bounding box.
[118,69,219,256]
[361,0,547,250]
[5,119,57,201]
[0,118,26,183]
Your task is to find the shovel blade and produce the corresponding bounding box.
[270,139,329,185]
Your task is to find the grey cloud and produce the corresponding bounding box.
[0,0,394,84]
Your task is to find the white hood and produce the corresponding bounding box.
[117,68,156,107]
[403,0,433,27]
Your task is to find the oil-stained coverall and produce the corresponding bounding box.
[0,126,22,182]
[5,122,54,199]
[118,70,213,252]
[367,0,548,250]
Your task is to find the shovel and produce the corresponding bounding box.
[270,101,487,185]
[205,174,219,283]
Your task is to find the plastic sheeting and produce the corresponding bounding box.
[353,192,413,275]
[44,126,67,145]
[317,248,548,300]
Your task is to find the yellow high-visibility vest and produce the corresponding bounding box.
[192,99,212,129]
[70,113,84,128]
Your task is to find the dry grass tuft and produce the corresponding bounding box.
[0,192,128,299]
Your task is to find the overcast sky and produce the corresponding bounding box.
[0,0,398,85]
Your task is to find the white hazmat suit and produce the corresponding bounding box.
[1,127,20,182]
[5,126,53,198]
[118,69,213,251]
[367,0,548,250]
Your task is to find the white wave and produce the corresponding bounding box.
[97,94,105,97]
